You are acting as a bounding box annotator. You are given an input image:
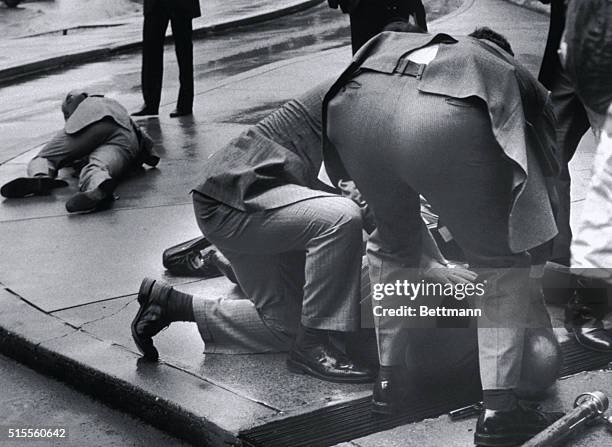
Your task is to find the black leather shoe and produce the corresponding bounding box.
[131,105,159,116]
[1,176,68,198]
[371,367,410,415]
[474,404,564,446]
[287,342,374,383]
[565,283,612,352]
[131,278,173,361]
[169,109,192,118]
[65,179,116,213]
[162,237,222,277]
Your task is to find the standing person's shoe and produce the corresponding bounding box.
[1,176,68,198]
[65,179,116,213]
[474,404,564,446]
[287,341,374,383]
[131,105,159,116]
[131,278,173,361]
[169,109,192,118]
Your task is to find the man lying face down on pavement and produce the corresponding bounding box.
[131,21,482,385]
[1,91,158,213]
[323,26,565,446]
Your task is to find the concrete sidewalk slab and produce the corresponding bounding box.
[0,0,326,85]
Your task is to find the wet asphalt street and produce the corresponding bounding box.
[0,354,189,446]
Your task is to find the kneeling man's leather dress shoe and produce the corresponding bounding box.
[474,404,563,446]
[131,278,172,361]
[287,343,374,383]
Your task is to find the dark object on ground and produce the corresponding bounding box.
[1,176,68,198]
[474,403,564,447]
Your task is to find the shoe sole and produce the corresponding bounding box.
[130,278,159,361]
[1,177,67,198]
[371,399,397,416]
[286,358,374,384]
[474,432,534,447]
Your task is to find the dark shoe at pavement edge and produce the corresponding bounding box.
[474,404,564,446]
[131,278,173,361]
[287,343,374,384]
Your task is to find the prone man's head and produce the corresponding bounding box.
[61,90,88,120]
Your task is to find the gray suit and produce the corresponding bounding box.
[192,80,364,352]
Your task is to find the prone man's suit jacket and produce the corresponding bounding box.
[323,32,561,253]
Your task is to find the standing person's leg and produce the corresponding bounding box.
[169,15,194,116]
[348,0,387,53]
[548,69,590,265]
[137,12,169,114]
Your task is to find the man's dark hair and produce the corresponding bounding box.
[383,19,426,34]
[469,27,514,56]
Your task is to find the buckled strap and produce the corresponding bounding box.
[394,59,426,79]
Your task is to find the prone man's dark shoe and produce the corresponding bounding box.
[287,342,374,384]
[131,277,173,361]
[1,176,68,198]
[65,179,116,213]
[474,404,564,447]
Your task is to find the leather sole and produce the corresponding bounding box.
[474,432,536,447]
[1,177,68,198]
[130,278,159,361]
[286,358,374,384]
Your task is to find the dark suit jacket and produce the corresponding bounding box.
[193,80,337,211]
[323,32,560,252]
[144,0,201,19]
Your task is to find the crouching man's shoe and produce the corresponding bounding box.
[1,176,68,198]
[371,366,410,415]
[287,342,374,384]
[65,179,116,213]
[474,404,564,446]
[131,278,173,361]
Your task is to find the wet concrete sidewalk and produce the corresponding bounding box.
[0,0,607,446]
[0,0,325,84]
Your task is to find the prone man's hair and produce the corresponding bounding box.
[468,27,514,56]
